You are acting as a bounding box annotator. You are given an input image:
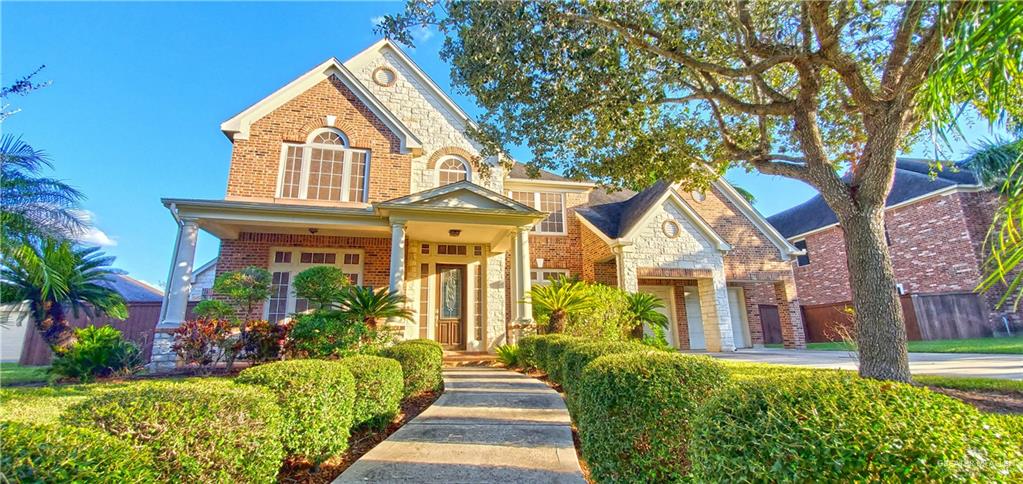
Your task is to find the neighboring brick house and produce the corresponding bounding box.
[152,40,806,369]
[767,159,1020,329]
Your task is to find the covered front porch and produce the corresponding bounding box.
[152,182,546,370]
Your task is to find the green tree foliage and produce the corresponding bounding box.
[381,1,1018,382]
[213,266,271,330]
[292,266,352,310]
[192,299,235,320]
[0,135,85,243]
[0,239,127,352]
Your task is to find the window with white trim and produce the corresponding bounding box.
[510,191,566,234]
[265,248,365,323]
[793,240,810,267]
[530,268,570,284]
[437,156,470,186]
[277,128,370,203]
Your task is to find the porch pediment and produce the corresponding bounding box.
[377,181,538,214]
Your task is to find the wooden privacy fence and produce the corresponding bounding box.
[18,302,196,366]
[800,292,991,343]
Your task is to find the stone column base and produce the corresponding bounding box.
[148,330,179,373]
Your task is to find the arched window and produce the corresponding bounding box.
[278,128,370,203]
[437,156,470,185]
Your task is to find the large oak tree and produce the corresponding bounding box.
[382,0,1019,382]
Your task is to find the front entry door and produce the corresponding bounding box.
[435,264,467,350]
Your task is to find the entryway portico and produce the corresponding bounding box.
[152,182,546,370]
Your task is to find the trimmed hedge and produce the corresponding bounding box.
[542,336,585,384]
[559,340,650,399]
[236,360,356,463]
[64,379,284,483]
[517,335,541,368]
[691,374,1023,482]
[380,340,443,397]
[522,334,578,376]
[339,355,404,429]
[575,352,726,482]
[1,420,159,482]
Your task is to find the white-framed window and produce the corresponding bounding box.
[265,247,365,323]
[437,156,470,186]
[277,128,371,203]
[510,191,567,234]
[530,268,570,285]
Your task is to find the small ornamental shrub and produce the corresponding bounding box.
[527,334,578,376]
[691,374,1023,482]
[50,325,142,382]
[236,360,356,462]
[495,344,521,367]
[192,299,235,320]
[567,283,635,341]
[576,352,726,482]
[518,335,541,368]
[172,318,237,369]
[380,340,443,397]
[63,379,284,483]
[286,310,384,358]
[243,319,288,363]
[338,355,404,429]
[403,338,444,354]
[543,335,585,384]
[559,340,650,399]
[293,266,352,310]
[0,420,159,482]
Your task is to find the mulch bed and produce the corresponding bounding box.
[277,389,441,484]
[928,386,1023,415]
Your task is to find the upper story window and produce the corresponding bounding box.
[531,268,570,285]
[510,191,566,234]
[437,156,470,186]
[278,128,370,203]
[793,239,810,266]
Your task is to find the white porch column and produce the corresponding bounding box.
[515,226,533,324]
[388,221,407,296]
[151,218,199,372]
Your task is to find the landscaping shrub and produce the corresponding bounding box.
[543,335,585,384]
[690,374,1023,482]
[338,355,403,429]
[559,340,650,398]
[495,344,520,367]
[0,420,159,482]
[518,335,541,368]
[380,340,443,397]
[236,360,356,462]
[566,283,635,341]
[575,352,726,482]
[286,310,385,358]
[527,334,578,376]
[50,325,143,382]
[243,319,288,363]
[192,299,234,320]
[64,379,284,483]
[172,318,238,370]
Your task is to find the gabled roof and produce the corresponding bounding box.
[98,274,164,303]
[220,57,422,153]
[345,39,475,129]
[767,158,984,239]
[377,180,539,214]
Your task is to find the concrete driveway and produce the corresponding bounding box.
[701,348,1022,380]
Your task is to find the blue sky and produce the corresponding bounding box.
[1,2,1005,289]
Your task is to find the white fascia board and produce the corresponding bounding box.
[345,39,477,130]
[619,190,732,252]
[220,57,422,153]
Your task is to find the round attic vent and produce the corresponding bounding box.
[691,191,707,202]
[662,219,681,239]
[372,66,397,87]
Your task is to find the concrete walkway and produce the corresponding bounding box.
[335,367,586,483]
[704,348,1023,380]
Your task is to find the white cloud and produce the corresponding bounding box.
[74,210,118,247]
[413,25,435,42]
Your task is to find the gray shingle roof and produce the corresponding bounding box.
[97,274,164,303]
[507,162,574,182]
[766,159,982,238]
[577,180,673,239]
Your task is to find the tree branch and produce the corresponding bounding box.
[881,1,926,90]
[805,1,879,108]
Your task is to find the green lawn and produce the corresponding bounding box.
[0,362,49,386]
[764,335,1023,354]
[719,361,1023,394]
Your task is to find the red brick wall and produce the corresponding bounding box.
[579,222,614,283]
[526,191,588,276]
[216,232,392,315]
[226,77,412,203]
[792,191,1021,325]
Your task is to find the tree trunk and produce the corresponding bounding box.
[840,209,912,382]
[33,301,78,354]
[549,310,567,333]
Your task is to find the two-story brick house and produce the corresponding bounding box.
[152,40,806,369]
[767,159,1020,332]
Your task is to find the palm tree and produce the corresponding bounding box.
[1,135,86,244]
[0,239,127,353]
[964,138,1023,189]
[626,292,669,338]
[527,277,592,333]
[341,286,413,329]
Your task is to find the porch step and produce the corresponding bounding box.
[443,351,500,367]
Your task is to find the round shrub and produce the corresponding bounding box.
[576,352,726,482]
[691,374,1023,482]
[236,360,356,462]
[380,340,443,397]
[1,420,159,482]
[559,340,650,398]
[63,379,284,483]
[338,355,404,429]
[404,338,444,353]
